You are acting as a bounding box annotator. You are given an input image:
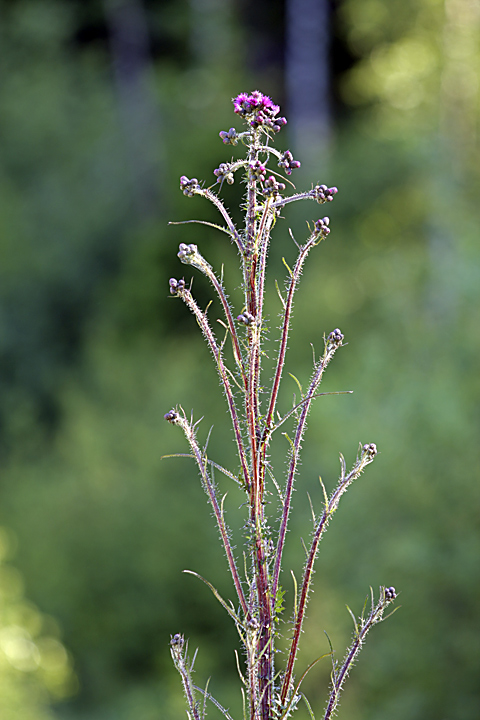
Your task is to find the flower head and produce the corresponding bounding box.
[233,91,286,132]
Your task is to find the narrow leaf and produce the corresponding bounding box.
[291,570,298,620]
[275,279,286,310]
[302,693,316,720]
[234,649,247,687]
[346,604,359,636]
[193,684,235,720]
[307,492,316,525]
[161,453,194,460]
[169,219,233,238]
[282,256,293,277]
[319,476,329,510]
[288,373,303,397]
[183,570,239,623]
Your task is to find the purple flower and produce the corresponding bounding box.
[233,91,285,132]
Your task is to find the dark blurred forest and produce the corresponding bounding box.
[0,0,479,719]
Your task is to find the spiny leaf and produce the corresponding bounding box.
[383,604,402,622]
[234,649,247,687]
[288,227,300,249]
[267,465,285,506]
[319,476,329,510]
[278,654,331,720]
[346,604,359,636]
[193,684,235,720]
[282,256,293,277]
[282,432,295,451]
[307,492,316,526]
[169,219,233,238]
[288,372,303,397]
[275,279,286,310]
[161,452,193,460]
[183,570,239,623]
[241,688,247,720]
[302,693,316,720]
[291,570,298,620]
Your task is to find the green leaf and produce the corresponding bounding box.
[288,372,303,397]
[183,570,239,624]
[282,256,293,277]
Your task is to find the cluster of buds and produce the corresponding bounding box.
[327,328,344,349]
[262,175,286,198]
[213,163,235,185]
[313,184,338,203]
[278,150,301,175]
[177,243,197,262]
[233,91,287,133]
[384,586,397,601]
[361,443,378,461]
[169,277,186,295]
[180,176,200,197]
[250,160,267,183]
[314,216,330,238]
[237,311,255,326]
[164,409,181,425]
[218,127,238,145]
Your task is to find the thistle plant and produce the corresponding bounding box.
[165,91,397,720]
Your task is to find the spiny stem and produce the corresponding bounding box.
[179,287,251,490]
[323,586,396,720]
[281,445,378,704]
[181,414,249,618]
[271,335,344,610]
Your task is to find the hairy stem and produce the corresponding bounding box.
[271,339,342,610]
[180,288,251,490]
[281,448,377,703]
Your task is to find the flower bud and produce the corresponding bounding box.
[314,184,338,204]
[250,160,267,183]
[361,443,378,460]
[314,217,331,238]
[327,328,344,348]
[177,243,197,262]
[262,176,286,198]
[179,176,200,197]
[385,586,397,601]
[278,150,301,175]
[170,633,185,648]
[164,410,180,424]
[219,127,238,145]
[214,163,235,185]
[169,278,186,294]
[237,311,255,326]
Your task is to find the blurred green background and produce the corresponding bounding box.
[0,0,479,719]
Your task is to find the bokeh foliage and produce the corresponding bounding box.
[0,1,479,719]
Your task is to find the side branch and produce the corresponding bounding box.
[323,585,398,720]
[280,444,379,704]
[271,184,338,210]
[171,283,250,491]
[165,409,249,619]
[271,330,345,609]
[177,243,246,386]
[263,231,322,443]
